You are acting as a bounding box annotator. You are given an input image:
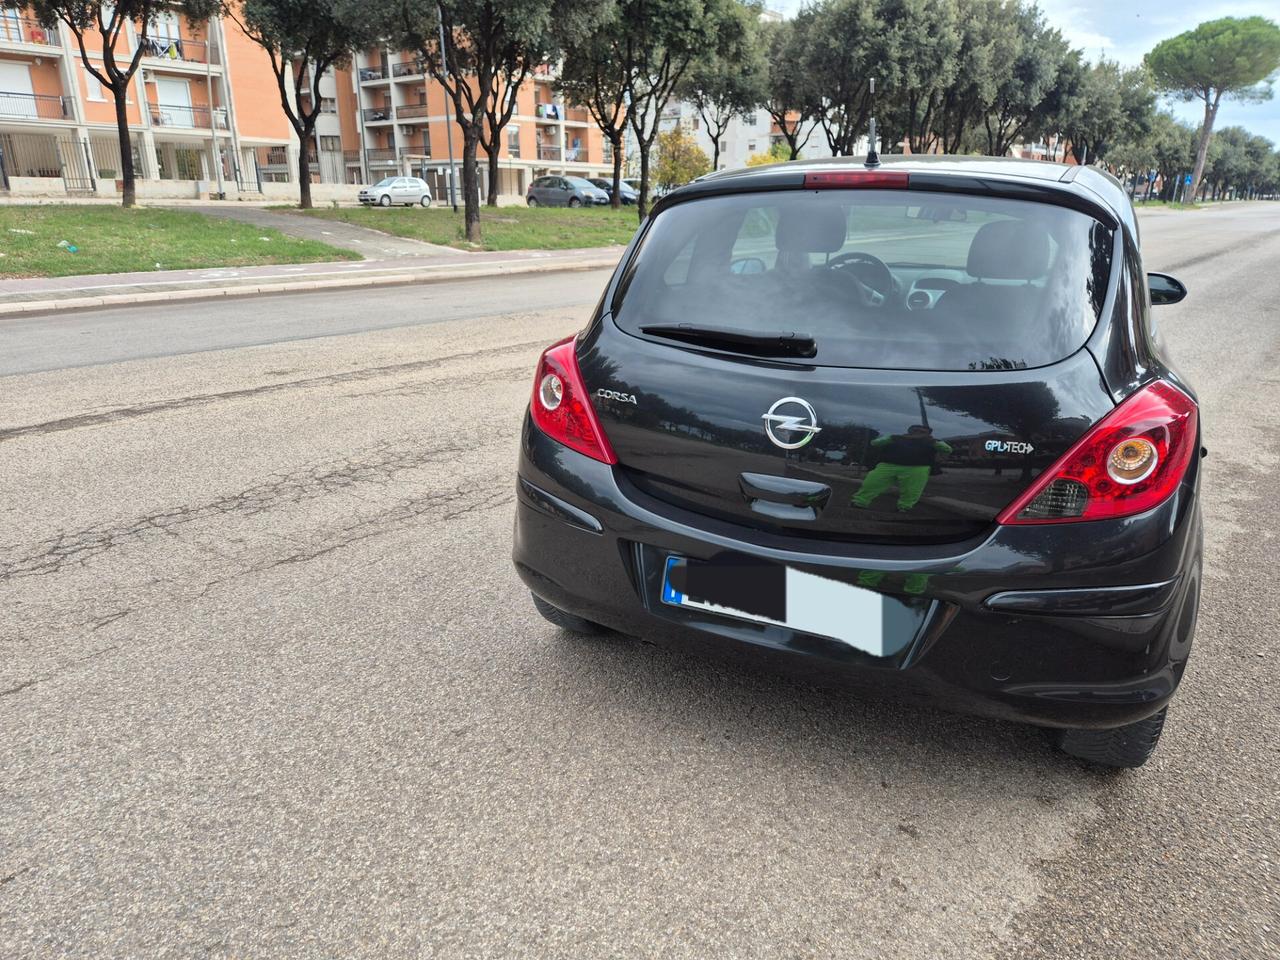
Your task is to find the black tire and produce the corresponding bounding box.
[1053,708,1168,769]
[531,593,609,636]
[420,195,432,208]
[378,194,391,207]
[527,196,538,207]
[568,196,582,208]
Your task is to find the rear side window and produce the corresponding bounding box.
[613,190,1115,371]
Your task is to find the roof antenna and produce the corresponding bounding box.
[865,77,880,168]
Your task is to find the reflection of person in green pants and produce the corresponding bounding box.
[852,425,953,513]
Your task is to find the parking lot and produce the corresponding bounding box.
[2,203,1278,958]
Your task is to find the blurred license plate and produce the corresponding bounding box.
[661,555,890,656]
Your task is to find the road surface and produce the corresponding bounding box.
[2,202,1277,958]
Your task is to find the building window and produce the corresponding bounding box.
[319,135,341,152]
[320,97,337,114]
[84,67,106,101]
[748,141,757,152]
[507,125,520,158]
[719,138,727,152]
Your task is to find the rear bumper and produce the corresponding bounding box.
[513,416,1203,730]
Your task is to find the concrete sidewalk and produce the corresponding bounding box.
[0,245,625,317]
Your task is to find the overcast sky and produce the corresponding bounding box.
[768,0,1280,144]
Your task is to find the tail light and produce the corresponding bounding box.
[997,380,1197,525]
[529,336,617,464]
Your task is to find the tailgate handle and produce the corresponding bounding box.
[739,473,830,521]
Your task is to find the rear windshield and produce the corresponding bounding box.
[613,189,1115,371]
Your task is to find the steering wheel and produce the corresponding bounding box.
[823,251,896,306]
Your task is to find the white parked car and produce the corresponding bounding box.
[358,176,433,207]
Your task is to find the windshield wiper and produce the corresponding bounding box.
[639,323,817,359]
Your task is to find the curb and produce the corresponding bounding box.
[0,253,621,319]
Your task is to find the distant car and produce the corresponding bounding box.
[359,176,432,207]
[624,178,665,199]
[589,178,639,205]
[527,175,610,207]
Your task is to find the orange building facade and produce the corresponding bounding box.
[0,7,612,201]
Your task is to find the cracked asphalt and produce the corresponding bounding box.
[2,202,1278,959]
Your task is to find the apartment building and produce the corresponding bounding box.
[0,6,614,203]
[0,6,302,199]
[342,52,613,201]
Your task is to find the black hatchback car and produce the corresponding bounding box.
[513,156,1201,768]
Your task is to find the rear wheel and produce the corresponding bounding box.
[568,196,582,208]
[378,194,391,207]
[527,196,538,207]
[419,195,432,208]
[530,593,608,636]
[1053,708,1168,769]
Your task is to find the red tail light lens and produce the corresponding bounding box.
[529,336,617,464]
[803,170,910,189]
[997,381,1198,525]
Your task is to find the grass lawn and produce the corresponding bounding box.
[0,206,358,278]
[283,204,639,251]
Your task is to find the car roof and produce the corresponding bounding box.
[656,153,1136,238]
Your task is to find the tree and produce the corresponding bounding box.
[558,25,629,208]
[801,0,881,157]
[746,140,791,166]
[377,0,607,241]
[758,15,817,160]
[225,0,372,209]
[1054,60,1154,166]
[620,0,739,218]
[676,0,764,171]
[30,0,219,207]
[880,0,962,154]
[654,127,709,189]
[978,3,1070,156]
[1146,16,1280,204]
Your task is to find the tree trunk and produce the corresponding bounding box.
[610,136,623,210]
[1188,96,1218,206]
[462,131,481,242]
[636,143,651,220]
[296,148,313,209]
[113,87,136,208]
[485,146,500,206]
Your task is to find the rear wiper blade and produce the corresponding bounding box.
[639,323,817,359]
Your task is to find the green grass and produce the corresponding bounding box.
[283,204,639,251]
[1133,200,1207,211]
[0,206,359,278]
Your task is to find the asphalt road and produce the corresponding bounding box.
[2,202,1277,959]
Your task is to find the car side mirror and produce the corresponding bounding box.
[1148,272,1187,306]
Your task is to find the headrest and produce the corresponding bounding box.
[966,220,1052,280]
[775,202,847,254]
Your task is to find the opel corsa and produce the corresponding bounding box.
[512,156,1202,768]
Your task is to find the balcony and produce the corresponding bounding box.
[396,102,430,119]
[358,66,387,83]
[391,60,423,78]
[366,148,397,164]
[362,106,393,123]
[399,145,430,158]
[0,16,59,46]
[142,35,214,64]
[343,149,362,163]
[0,91,68,119]
[537,144,561,161]
[148,101,229,129]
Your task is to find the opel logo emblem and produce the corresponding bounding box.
[762,397,822,450]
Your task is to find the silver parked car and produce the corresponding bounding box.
[526,175,610,207]
[358,176,433,207]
